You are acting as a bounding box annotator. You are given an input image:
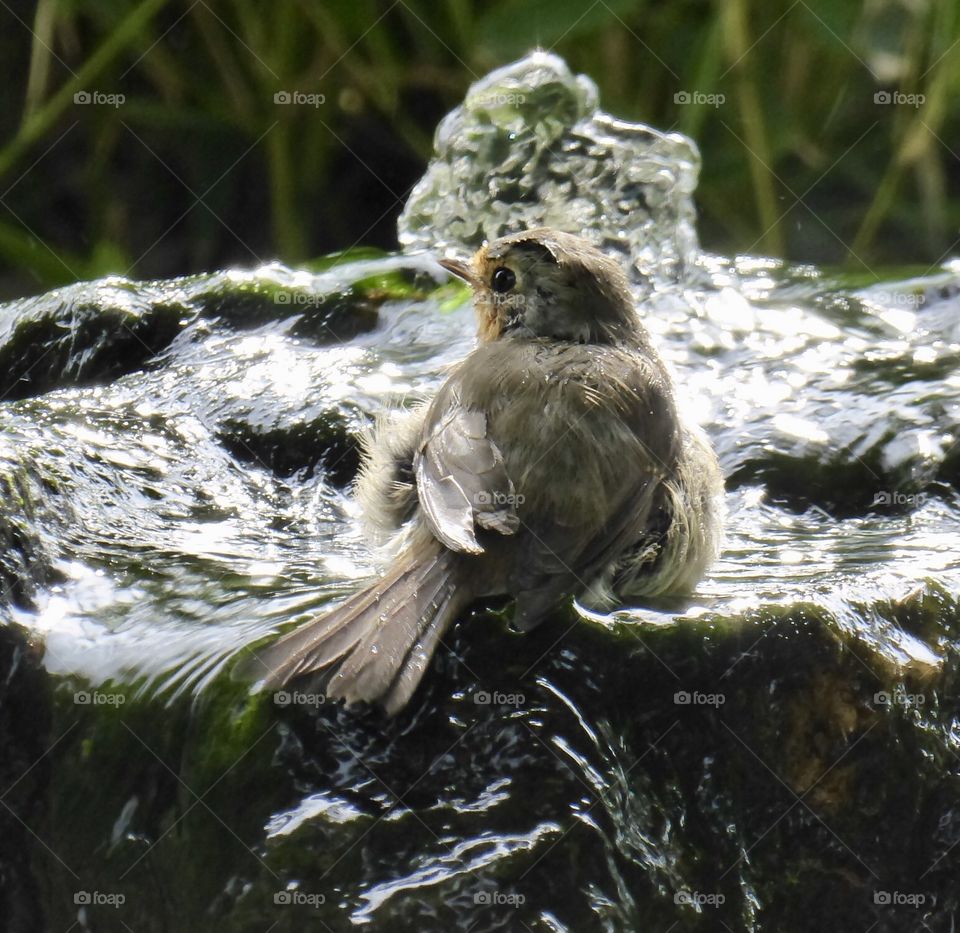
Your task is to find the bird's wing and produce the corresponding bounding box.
[415,402,519,554]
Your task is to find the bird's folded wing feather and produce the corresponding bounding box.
[415,404,519,554]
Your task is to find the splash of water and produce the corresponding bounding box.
[398,51,701,284]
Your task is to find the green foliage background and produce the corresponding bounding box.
[1,0,958,298]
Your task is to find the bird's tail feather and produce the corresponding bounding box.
[243,543,464,715]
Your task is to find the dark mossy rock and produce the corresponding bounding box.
[0,262,436,404]
[189,276,379,340]
[217,412,361,486]
[0,623,50,933]
[286,290,380,344]
[25,600,955,932]
[0,282,187,401]
[936,443,960,489]
[724,422,947,516]
[727,450,889,514]
[189,264,425,341]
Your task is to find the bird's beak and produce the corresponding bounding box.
[438,257,479,287]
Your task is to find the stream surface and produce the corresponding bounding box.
[1,52,958,933]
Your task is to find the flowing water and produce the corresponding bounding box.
[1,52,958,933]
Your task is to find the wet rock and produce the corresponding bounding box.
[0,281,186,402]
[0,458,63,611]
[0,264,404,404]
[0,623,49,933]
[217,412,361,487]
[190,274,379,341]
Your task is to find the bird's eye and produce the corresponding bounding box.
[491,266,516,293]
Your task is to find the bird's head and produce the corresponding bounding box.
[439,228,643,345]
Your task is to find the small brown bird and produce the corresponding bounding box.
[246,229,723,714]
